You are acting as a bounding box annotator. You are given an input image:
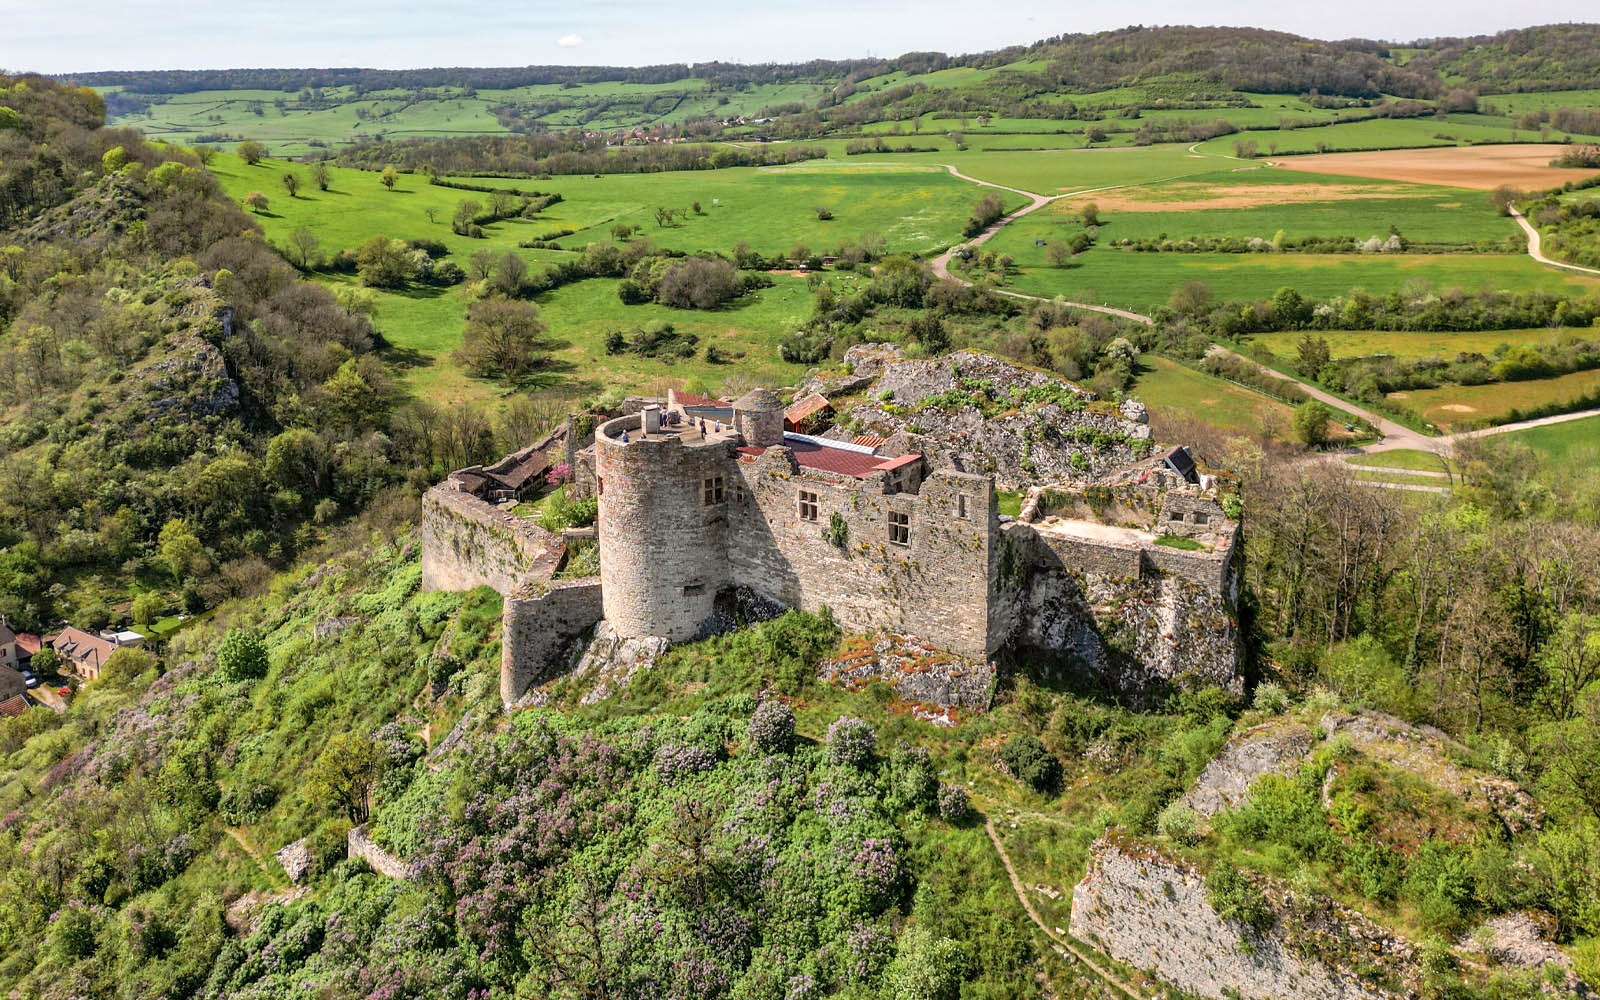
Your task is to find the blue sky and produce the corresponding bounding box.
[6,0,1597,73]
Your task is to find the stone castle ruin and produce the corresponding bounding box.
[422,349,1244,714]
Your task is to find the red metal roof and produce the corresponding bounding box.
[740,442,923,480]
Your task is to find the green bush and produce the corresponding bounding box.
[1157,800,1202,845]
[999,735,1061,793]
[1204,864,1272,935]
[216,628,269,683]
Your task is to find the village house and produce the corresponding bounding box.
[0,620,20,671]
[49,627,125,682]
[0,693,29,719]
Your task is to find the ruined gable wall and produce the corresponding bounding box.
[500,578,605,706]
[420,486,559,595]
[726,454,1001,659]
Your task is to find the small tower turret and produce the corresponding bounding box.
[733,387,784,447]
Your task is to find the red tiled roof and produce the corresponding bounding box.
[851,434,887,450]
[52,627,116,671]
[15,634,40,656]
[875,454,921,472]
[0,694,28,718]
[672,390,729,408]
[784,393,831,425]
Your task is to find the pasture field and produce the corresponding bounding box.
[1480,90,1600,115]
[1132,355,1293,435]
[912,144,1226,193]
[1389,369,1600,429]
[1003,249,1600,312]
[987,174,1519,247]
[1269,143,1600,190]
[210,154,993,262]
[1247,328,1588,360]
[1196,117,1577,157]
[1497,413,1600,462]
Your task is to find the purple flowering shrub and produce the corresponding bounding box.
[746,699,795,754]
[937,783,972,823]
[653,741,717,785]
[826,716,876,768]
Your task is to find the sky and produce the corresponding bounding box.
[5,0,1598,73]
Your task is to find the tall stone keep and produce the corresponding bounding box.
[594,412,735,642]
[732,388,785,447]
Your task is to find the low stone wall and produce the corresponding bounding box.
[500,577,605,707]
[1070,837,1416,1000]
[420,485,562,594]
[347,824,416,880]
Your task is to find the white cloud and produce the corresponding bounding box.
[557,33,583,47]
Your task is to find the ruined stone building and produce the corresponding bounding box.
[422,350,1243,713]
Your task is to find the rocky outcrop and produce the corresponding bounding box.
[561,621,670,706]
[1320,712,1543,833]
[1182,718,1316,816]
[313,616,364,640]
[274,838,313,884]
[818,632,995,726]
[838,352,1149,491]
[133,336,240,419]
[1070,837,1420,1000]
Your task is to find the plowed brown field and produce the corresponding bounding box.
[1273,144,1598,190]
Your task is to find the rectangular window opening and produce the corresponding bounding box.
[798,490,819,522]
[683,583,704,597]
[888,510,911,546]
[957,494,970,519]
[703,476,724,506]
[1194,512,1209,526]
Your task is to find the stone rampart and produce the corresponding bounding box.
[1070,837,1416,1000]
[420,486,561,594]
[500,577,605,706]
[347,824,417,880]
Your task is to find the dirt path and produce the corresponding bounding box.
[1509,207,1600,277]
[226,826,287,889]
[984,818,1146,1000]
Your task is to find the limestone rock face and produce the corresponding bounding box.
[1070,837,1419,1000]
[274,838,313,884]
[569,621,670,705]
[1182,719,1316,816]
[818,632,995,725]
[1119,398,1149,424]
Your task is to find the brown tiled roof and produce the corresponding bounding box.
[52,627,116,671]
[486,449,549,491]
[0,622,13,645]
[784,393,831,426]
[15,634,40,656]
[0,694,28,718]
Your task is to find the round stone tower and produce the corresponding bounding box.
[594,412,733,641]
[733,387,785,447]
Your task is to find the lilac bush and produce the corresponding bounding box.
[937,783,971,823]
[653,741,717,786]
[747,700,795,754]
[826,716,876,768]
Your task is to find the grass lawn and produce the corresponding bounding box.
[1247,327,1592,360]
[1390,369,1600,430]
[1193,116,1560,157]
[1497,413,1600,463]
[1132,355,1293,436]
[886,143,1226,194]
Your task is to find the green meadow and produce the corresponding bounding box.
[1194,116,1563,156]
[1131,355,1292,435]
[1005,249,1600,313]
[1391,368,1600,429]
[1498,413,1600,461]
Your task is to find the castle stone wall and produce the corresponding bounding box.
[420,486,560,594]
[347,824,417,880]
[595,416,735,640]
[728,454,1003,659]
[500,578,605,706]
